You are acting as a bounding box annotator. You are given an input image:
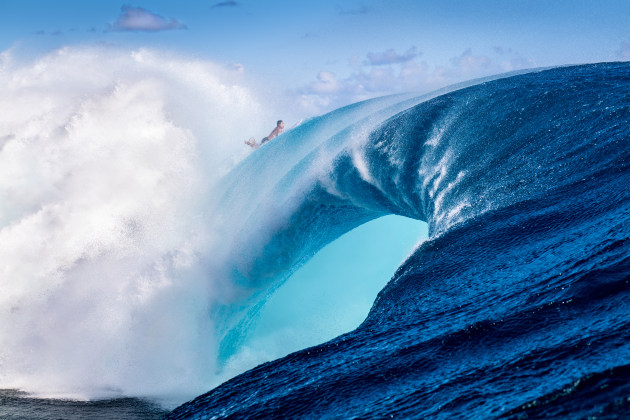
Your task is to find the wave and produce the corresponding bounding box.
[2,46,629,417]
[167,62,630,418]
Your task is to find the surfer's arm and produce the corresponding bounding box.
[267,126,283,140]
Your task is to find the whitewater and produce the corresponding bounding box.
[0,46,426,409]
[1,47,629,419]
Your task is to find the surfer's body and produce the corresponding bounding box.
[246,120,284,149]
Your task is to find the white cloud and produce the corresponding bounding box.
[366,47,421,66]
[337,5,370,15]
[450,48,493,74]
[308,71,341,94]
[212,1,240,8]
[493,46,537,71]
[293,47,536,117]
[110,6,187,32]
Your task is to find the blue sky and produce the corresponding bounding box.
[2,0,630,116]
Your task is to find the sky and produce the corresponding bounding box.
[2,0,630,118]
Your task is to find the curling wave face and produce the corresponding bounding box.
[168,62,630,418]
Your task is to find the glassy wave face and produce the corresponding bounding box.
[167,62,630,418]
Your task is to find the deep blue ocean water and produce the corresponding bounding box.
[166,62,630,419]
[0,390,167,419]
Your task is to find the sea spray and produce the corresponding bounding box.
[0,46,272,401]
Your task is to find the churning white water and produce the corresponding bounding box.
[0,46,276,402]
[0,46,426,407]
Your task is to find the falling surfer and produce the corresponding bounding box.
[245,120,284,149]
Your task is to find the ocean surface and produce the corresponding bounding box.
[1,51,629,419]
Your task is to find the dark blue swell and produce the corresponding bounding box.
[168,63,630,418]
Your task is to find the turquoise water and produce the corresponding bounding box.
[240,215,427,358]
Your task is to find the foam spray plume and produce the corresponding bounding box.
[0,46,280,402]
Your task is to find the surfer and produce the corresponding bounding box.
[245,120,284,149]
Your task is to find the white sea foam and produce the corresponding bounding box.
[0,46,273,402]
